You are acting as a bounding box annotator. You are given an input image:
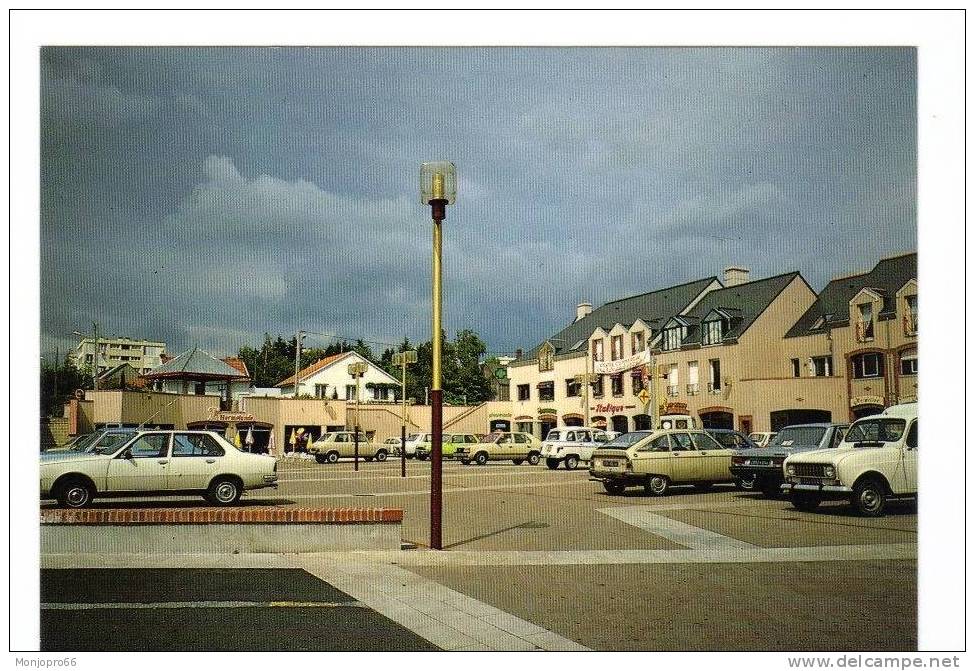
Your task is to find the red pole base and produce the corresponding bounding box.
[430,389,443,550]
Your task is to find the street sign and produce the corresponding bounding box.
[637,389,650,405]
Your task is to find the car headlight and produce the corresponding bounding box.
[556,447,563,453]
[824,465,835,478]
[786,465,796,476]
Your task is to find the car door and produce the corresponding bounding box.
[105,433,171,492]
[894,419,918,493]
[511,433,530,459]
[167,433,227,490]
[632,434,672,477]
[691,432,734,481]
[670,432,704,482]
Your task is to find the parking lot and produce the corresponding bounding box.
[42,457,918,651]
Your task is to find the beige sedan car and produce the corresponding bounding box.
[308,431,389,464]
[40,430,278,508]
[453,431,542,466]
[589,429,735,495]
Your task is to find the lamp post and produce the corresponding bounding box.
[293,329,304,398]
[420,160,456,551]
[347,361,369,471]
[72,322,99,391]
[392,350,418,478]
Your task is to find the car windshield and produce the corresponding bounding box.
[546,430,561,441]
[602,431,652,449]
[844,418,907,444]
[407,434,420,441]
[769,426,826,447]
[65,432,97,452]
[90,431,137,454]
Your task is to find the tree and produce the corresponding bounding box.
[40,356,92,417]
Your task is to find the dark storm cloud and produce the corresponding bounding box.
[40,47,916,358]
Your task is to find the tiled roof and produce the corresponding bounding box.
[676,272,804,344]
[221,356,250,377]
[143,346,248,379]
[522,277,718,360]
[275,352,351,387]
[785,253,917,339]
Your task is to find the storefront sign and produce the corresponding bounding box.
[594,349,652,375]
[488,412,512,418]
[207,407,256,422]
[593,403,625,413]
[664,402,688,415]
[849,395,884,408]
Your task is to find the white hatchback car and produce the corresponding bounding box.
[40,430,278,508]
[540,427,610,470]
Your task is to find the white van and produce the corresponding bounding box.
[540,426,610,470]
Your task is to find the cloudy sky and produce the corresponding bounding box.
[40,47,916,359]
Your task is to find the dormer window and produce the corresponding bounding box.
[610,335,623,361]
[702,317,727,346]
[631,331,645,354]
[663,326,683,351]
[538,342,555,372]
[856,303,874,341]
[591,338,604,362]
[904,295,918,335]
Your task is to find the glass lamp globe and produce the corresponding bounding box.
[420,161,457,204]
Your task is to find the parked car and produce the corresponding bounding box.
[783,403,917,517]
[454,432,541,466]
[706,429,759,450]
[748,431,777,448]
[589,429,736,496]
[540,426,610,470]
[402,433,431,459]
[40,429,278,508]
[729,423,848,497]
[308,431,389,464]
[414,433,481,460]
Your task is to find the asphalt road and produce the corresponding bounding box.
[41,457,919,651]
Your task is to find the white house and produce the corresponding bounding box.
[275,351,400,401]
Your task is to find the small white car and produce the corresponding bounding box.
[402,433,432,459]
[308,431,387,464]
[540,426,610,470]
[782,403,917,516]
[40,430,278,508]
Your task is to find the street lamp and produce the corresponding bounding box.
[72,322,99,391]
[392,349,418,478]
[347,361,369,471]
[420,160,456,551]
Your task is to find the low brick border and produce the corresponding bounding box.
[40,507,403,525]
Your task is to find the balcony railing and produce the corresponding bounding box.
[686,383,699,396]
[903,315,918,336]
[666,385,679,397]
[707,383,722,395]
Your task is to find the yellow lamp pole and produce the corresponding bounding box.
[347,361,369,471]
[392,350,417,478]
[420,161,456,551]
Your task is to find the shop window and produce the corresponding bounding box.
[852,352,884,379]
[517,384,530,401]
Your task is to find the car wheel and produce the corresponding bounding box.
[314,454,326,464]
[375,450,388,462]
[207,477,242,506]
[55,479,94,509]
[326,451,339,464]
[527,452,541,466]
[852,479,887,517]
[474,452,488,465]
[644,475,669,496]
[791,492,821,512]
[603,481,626,495]
[564,455,579,470]
[735,475,757,491]
[512,459,524,465]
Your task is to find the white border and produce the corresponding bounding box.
[8,7,965,660]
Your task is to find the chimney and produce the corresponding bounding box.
[575,302,593,322]
[515,348,523,360]
[723,266,750,287]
